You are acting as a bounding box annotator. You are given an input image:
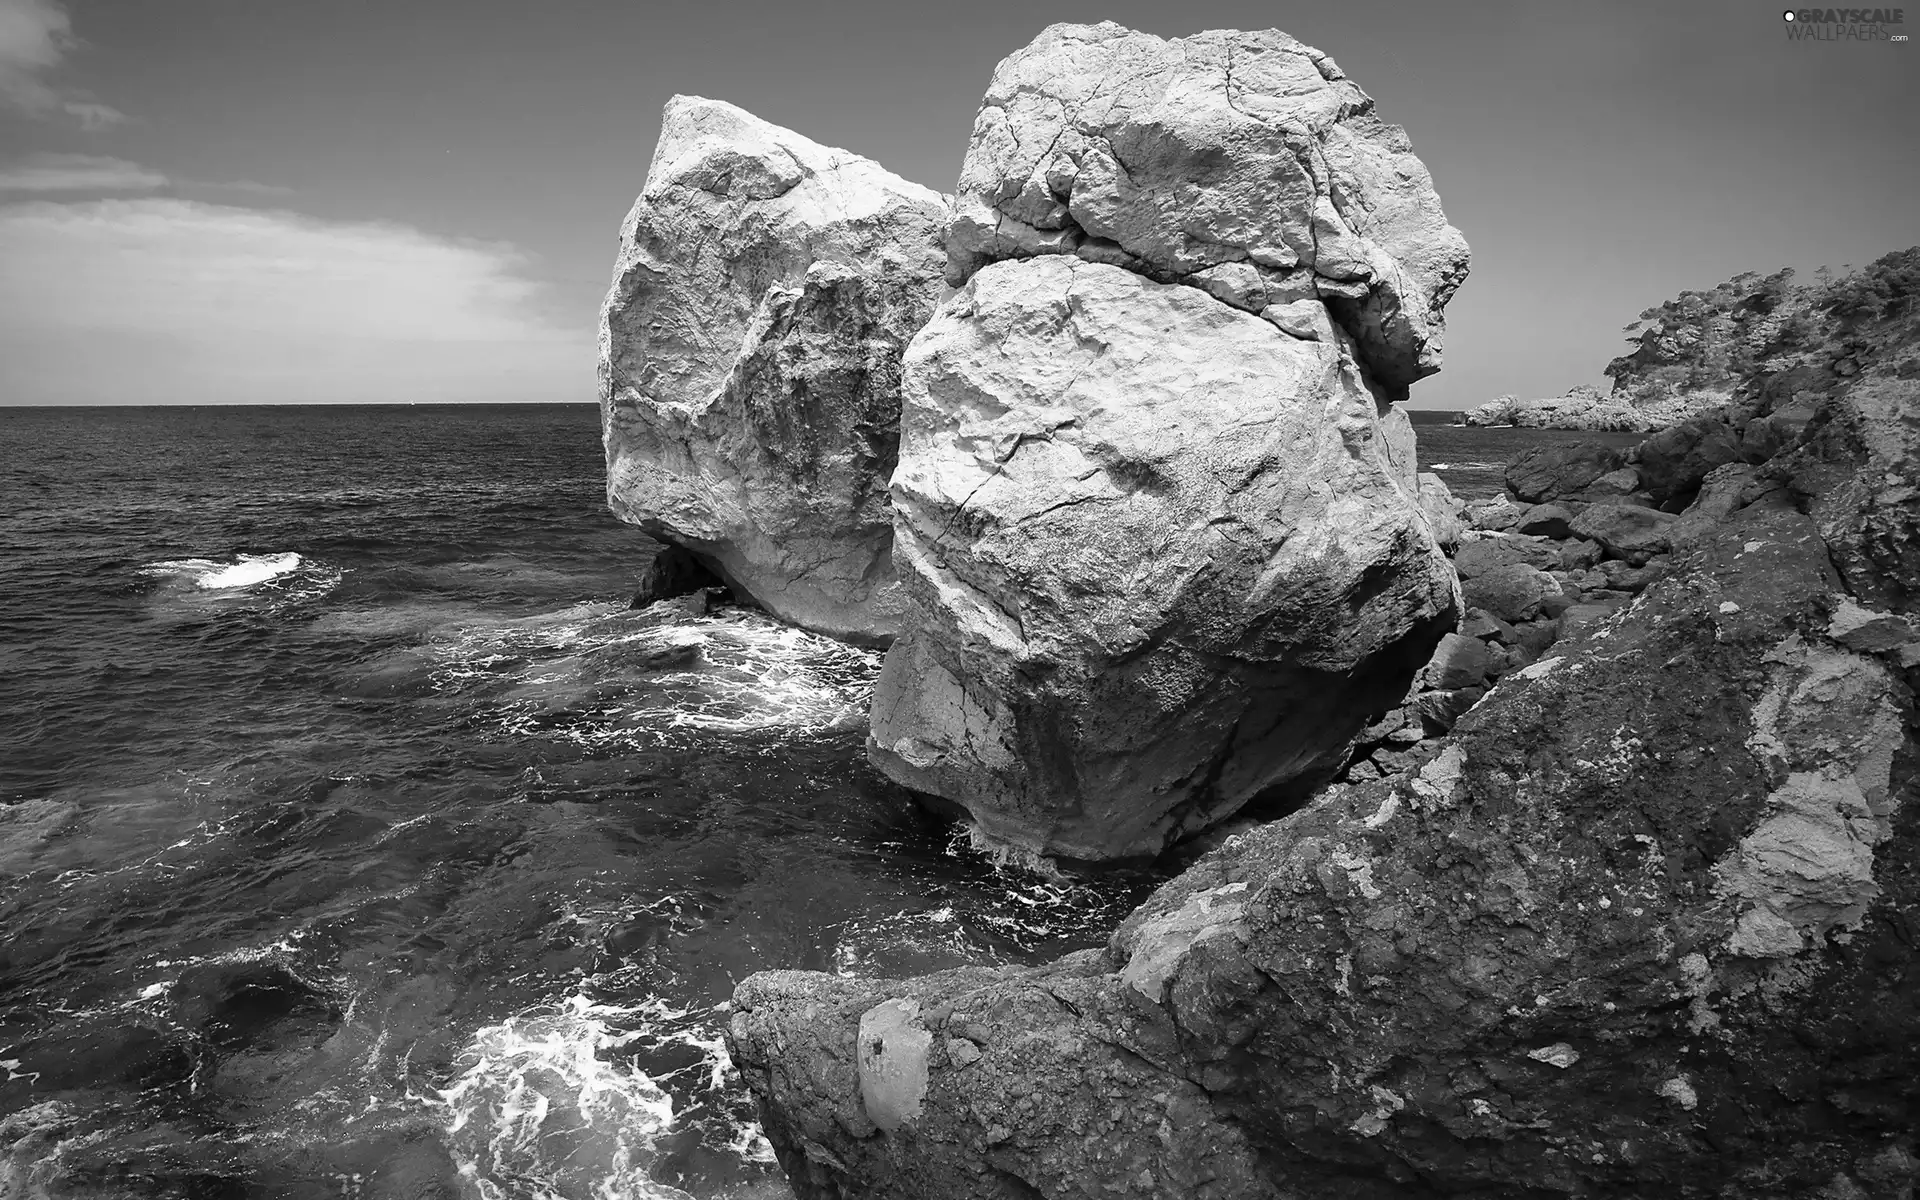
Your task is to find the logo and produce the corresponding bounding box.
[1783,7,1909,38]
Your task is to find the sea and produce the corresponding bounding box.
[0,403,1637,1199]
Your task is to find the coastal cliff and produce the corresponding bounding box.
[1462,249,1920,431]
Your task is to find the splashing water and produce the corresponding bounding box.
[422,603,883,746]
[439,995,691,1200]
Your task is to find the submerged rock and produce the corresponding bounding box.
[870,255,1456,861]
[943,21,1469,397]
[600,95,946,643]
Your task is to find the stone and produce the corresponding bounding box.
[600,95,946,643]
[1596,557,1668,594]
[1827,598,1914,654]
[1515,503,1574,538]
[1504,442,1627,503]
[1585,466,1643,496]
[1459,607,1516,644]
[1569,502,1678,564]
[1452,535,1560,579]
[1415,685,1485,734]
[1557,538,1605,571]
[1342,756,1383,782]
[1421,632,1493,691]
[1465,495,1525,533]
[1461,562,1561,624]
[870,256,1457,861]
[1636,418,1744,504]
[945,21,1469,396]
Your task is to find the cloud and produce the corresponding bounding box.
[0,152,294,195]
[0,0,124,127]
[0,198,593,405]
[0,152,166,192]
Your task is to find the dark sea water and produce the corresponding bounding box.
[0,404,1633,1199]
[0,404,1161,1200]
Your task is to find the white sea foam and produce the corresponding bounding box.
[427,605,881,745]
[437,995,708,1200]
[141,552,303,589]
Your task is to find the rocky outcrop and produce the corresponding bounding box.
[733,360,1920,1194]
[599,95,946,643]
[866,22,1467,862]
[1460,386,1726,433]
[943,21,1469,398]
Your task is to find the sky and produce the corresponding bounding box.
[0,0,1914,409]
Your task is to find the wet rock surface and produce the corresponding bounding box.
[600,95,946,643]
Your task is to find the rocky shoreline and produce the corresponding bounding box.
[726,343,1919,1200]
[591,18,1918,1198]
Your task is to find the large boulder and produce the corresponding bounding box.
[600,96,946,643]
[870,255,1458,861]
[732,377,1920,1200]
[1503,441,1628,503]
[1638,417,1745,505]
[944,22,1469,397]
[1460,561,1562,624]
[1569,502,1679,564]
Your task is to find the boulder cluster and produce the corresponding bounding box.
[602,22,1472,863]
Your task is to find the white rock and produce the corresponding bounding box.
[600,96,946,642]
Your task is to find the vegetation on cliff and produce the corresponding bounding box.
[1465,246,1919,430]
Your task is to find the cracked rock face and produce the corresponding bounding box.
[599,95,946,642]
[946,21,1470,396]
[735,375,1920,1198]
[868,255,1457,861]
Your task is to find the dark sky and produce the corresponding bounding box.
[1,0,1914,407]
